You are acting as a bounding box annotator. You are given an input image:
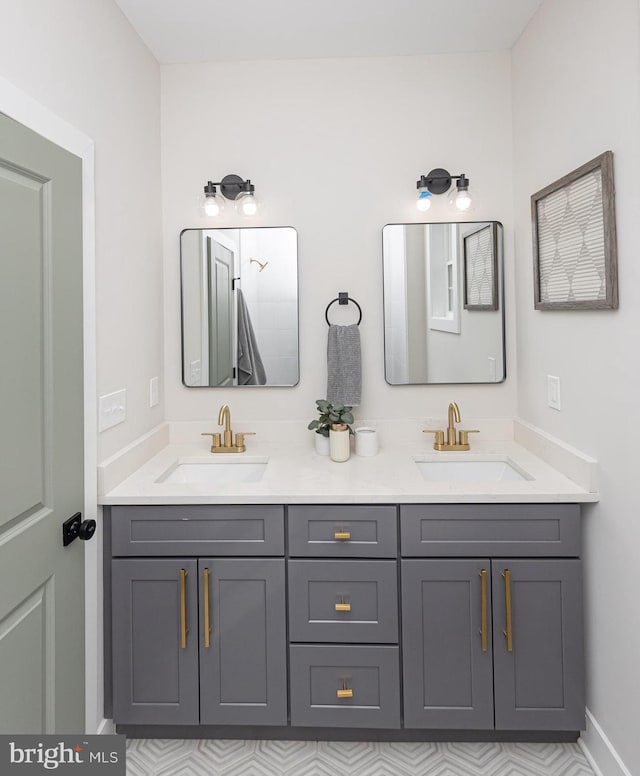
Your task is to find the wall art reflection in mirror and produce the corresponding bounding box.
[382,221,505,385]
[181,227,299,387]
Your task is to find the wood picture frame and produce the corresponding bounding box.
[463,222,498,311]
[531,150,618,310]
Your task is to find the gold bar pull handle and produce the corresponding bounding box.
[479,569,488,652]
[203,567,211,648]
[335,597,352,612]
[334,531,351,541]
[502,568,513,652]
[180,569,189,649]
[337,682,353,699]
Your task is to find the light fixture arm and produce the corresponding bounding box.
[204,174,254,201]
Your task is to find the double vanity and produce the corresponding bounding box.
[100,418,597,741]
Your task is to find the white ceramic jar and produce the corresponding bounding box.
[355,426,378,456]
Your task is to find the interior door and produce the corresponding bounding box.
[206,236,234,386]
[0,112,85,732]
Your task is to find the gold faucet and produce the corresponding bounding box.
[201,404,255,453]
[423,402,479,451]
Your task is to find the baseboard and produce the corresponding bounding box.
[97,718,116,736]
[579,708,633,776]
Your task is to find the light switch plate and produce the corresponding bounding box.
[547,375,561,410]
[99,388,127,431]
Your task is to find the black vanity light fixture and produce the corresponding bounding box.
[203,174,259,217]
[416,168,472,212]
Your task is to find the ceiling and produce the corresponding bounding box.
[113,0,544,64]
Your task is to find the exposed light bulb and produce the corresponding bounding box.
[416,189,432,212]
[236,192,258,216]
[204,194,223,217]
[452,174,472,211]
[454,189,472,211]
[202,181,225,217]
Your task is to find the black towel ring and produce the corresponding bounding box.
[325,292,362,326]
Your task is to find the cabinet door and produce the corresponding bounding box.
[492,559,584,730]
[402,559,494,729]
[111,559,199,725]
[199,558,287,725]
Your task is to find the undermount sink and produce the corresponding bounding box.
[157,457,268,485]
[413,456,531,482]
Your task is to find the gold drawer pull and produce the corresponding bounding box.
[335,599,352,612]
[479,569,488,652]
[203,567,211,649]
[334,531,351,541]
[180,569,189,649]
[502,568,513,652]
[337,682,353,699]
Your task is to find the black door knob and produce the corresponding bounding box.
[78,519,96,541]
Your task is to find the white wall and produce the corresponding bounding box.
[0,0,163,462]
[161,54,517,425]
[512,0,640,772]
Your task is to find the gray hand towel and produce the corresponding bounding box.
[327,324,361,406]
[237,289,267,385]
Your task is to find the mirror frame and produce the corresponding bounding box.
[180,226,300,388]
[382,220,506,386]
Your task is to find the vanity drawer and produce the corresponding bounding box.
[110,505,284,556]
[287,505,397,558]
[289,645,400,728]
[288,560,398,643]
[400,504,580,557]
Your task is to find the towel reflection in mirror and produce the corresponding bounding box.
[237,288,266,385]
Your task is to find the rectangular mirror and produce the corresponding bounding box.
[181,226,299,387]
[382,221,505,384]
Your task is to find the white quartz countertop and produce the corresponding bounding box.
[99,433,599,506]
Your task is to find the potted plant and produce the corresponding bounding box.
[308,399,354,457]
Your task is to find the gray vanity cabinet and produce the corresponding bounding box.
[400,505,585,732]
[109,505,287,727]
[287,505,401,728]
[108,502,585,737]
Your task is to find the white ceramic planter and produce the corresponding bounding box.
[314,432,330,456]
[329,424,350,462]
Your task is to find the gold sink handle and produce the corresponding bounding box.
[235,432,256,451]
[201,432,222,453]
[458,429,480,446]
[423,429,445,447]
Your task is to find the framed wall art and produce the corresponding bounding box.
[463,221,498,311]
[531,150,618,310]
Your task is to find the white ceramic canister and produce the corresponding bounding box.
[329,423,351,462]
[355,426,378,456]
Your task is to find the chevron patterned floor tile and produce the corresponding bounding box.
[125,738,595,776]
